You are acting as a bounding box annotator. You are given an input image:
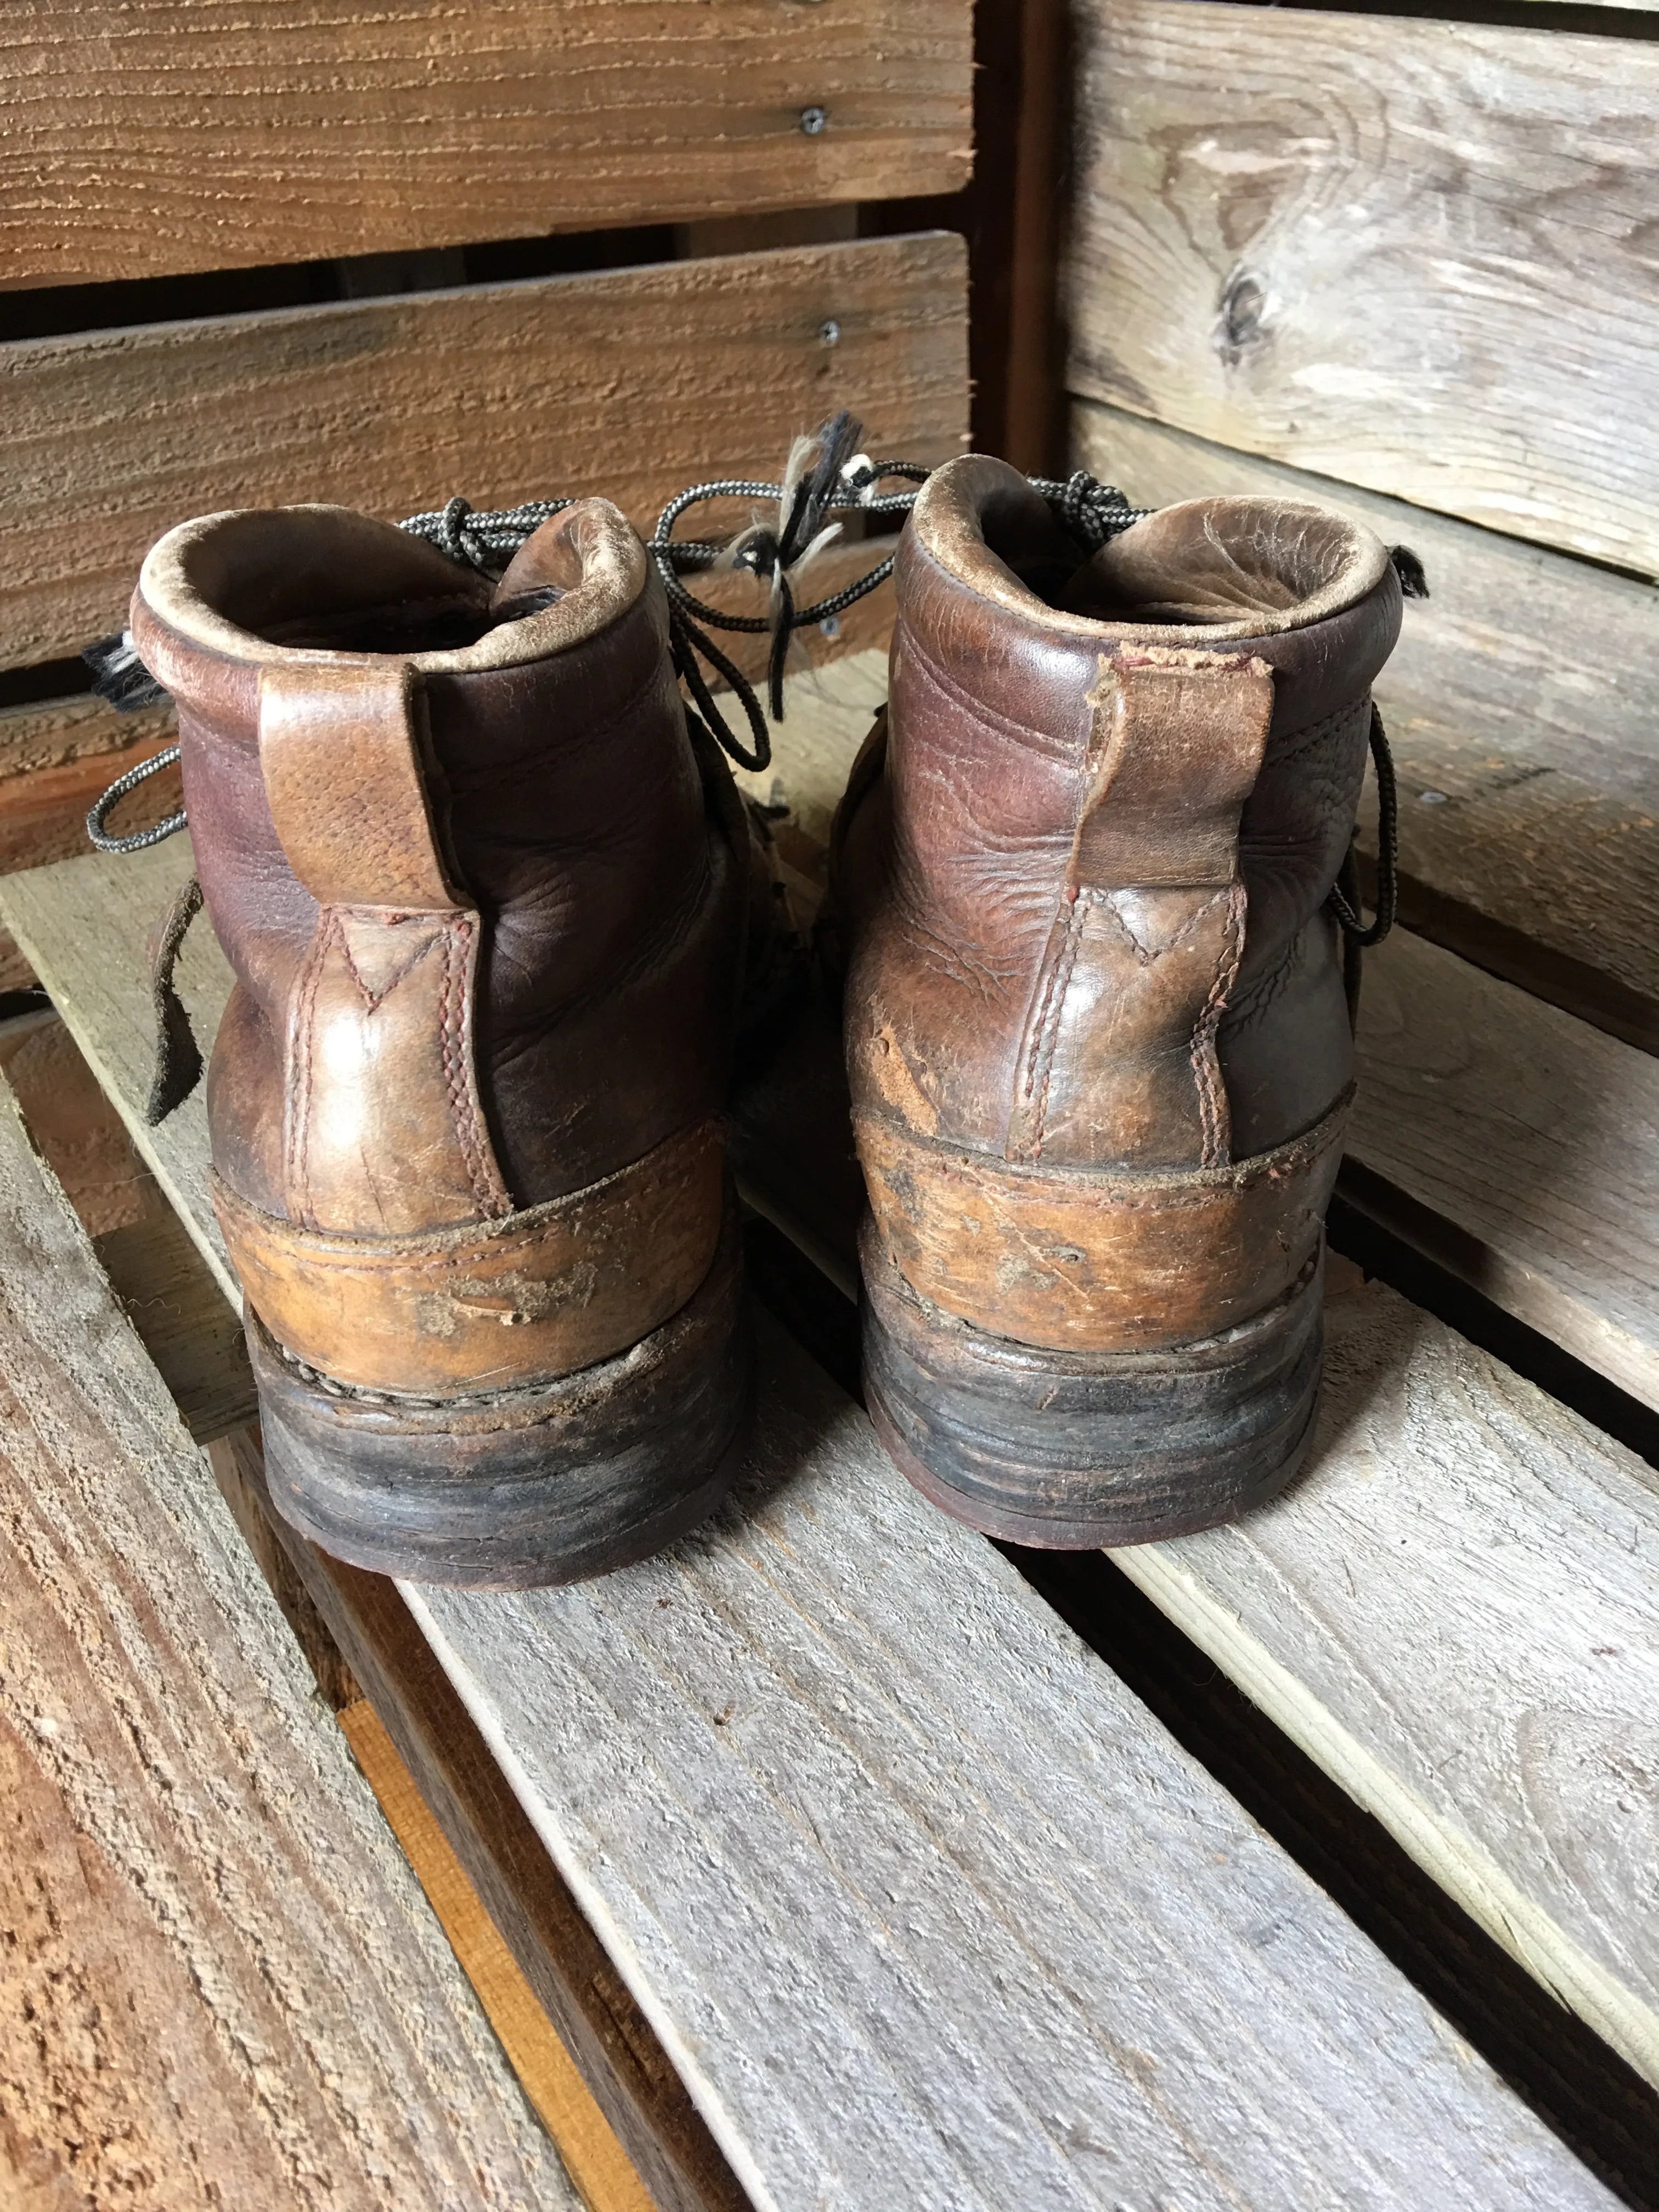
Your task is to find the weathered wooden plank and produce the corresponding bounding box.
[0,1075,575,2209]
[336,1695,659,2212]
[0,825,1628,2207]
[208,1425,753,2212]
[1065,0,1659,573]
[0,235,969,669]
[1352,930,1659,1413]
[0,1,971,287]
[1073,401,1659,1047]
[407,1308,1620,2210]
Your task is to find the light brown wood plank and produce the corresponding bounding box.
[1065,0,1659,573]
[0,1,970,287]
[0,726,181,872]
[1074,402,1659,1047]
[0,1074,576,2210]
[1,235,969,669]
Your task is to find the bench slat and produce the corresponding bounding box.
[0,827,1624,2206]
[0,1073,574,2208]
[0,1,970,287]
[1066,0,1659,575]
[1073,400,1659,1051]
[1352,929,1659,1411]
[0,235,967,672]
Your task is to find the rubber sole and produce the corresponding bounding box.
[861,1217,1324,1548]
[250,1203,751,1588]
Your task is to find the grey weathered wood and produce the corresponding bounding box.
[1074,401,1659,1042]
[1065,0,1659,575]
[0,843,1623,2204]
[408,1309,1620,2211]
[1116,1255,1659,2092]
[0,1073,574,2208]
[1351,928,1659,1412]
[0,839,239,1301]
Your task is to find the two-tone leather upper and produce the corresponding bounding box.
[132,501,748,1238]
[838,455,1402,1172]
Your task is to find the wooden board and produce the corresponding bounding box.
[1073,401,1659,1048]
[336,1696,658,2212]
[1355,930,1659,1413]
[1065,0,1659,575]
[0,1075,577,2210]
[208,1425,752,2212]
[0,1,971,287]
[1,235,969,670]
[0,832,1622,2206]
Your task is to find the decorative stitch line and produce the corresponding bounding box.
[286,910,335,1229]
[1190,880,1248,1169]
[1011,892,1087,1163]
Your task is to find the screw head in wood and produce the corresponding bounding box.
[799,105,828,136]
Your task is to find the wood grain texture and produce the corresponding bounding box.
[0,1,971,287]
[208,1425,753,2212]
[1115,1254,1659,2092]
[1351,929,1659,1410]
[408,1310,1618,2210]
[337,1698,658,2212]
[1073,403,1659,1038]
[0,703,180,873]
[1,235,969,669]
[0,1077,576,2209]
[1064,0,1659,573]
[2,843,1621,2205]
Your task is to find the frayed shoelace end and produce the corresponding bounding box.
[83,630,172,713]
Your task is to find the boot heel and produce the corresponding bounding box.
[250,1201,751,1588]
[860,1218,1324,1549]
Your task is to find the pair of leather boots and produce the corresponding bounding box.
[132,456,1400,1587]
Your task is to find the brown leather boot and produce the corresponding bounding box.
[132,500,754,1585]
[833,456,1402,1545]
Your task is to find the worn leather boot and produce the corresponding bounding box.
[833,456,1402,1545]
[131,500,753,1585]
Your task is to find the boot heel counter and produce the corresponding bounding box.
[256,659,511,1235]
[1005,649,1273,1172]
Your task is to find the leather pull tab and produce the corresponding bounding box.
[1075,650,1273,891]
[1007,648,1274,1173]
[258,660,459,910]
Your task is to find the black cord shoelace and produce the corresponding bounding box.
[79,409,1409,964]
